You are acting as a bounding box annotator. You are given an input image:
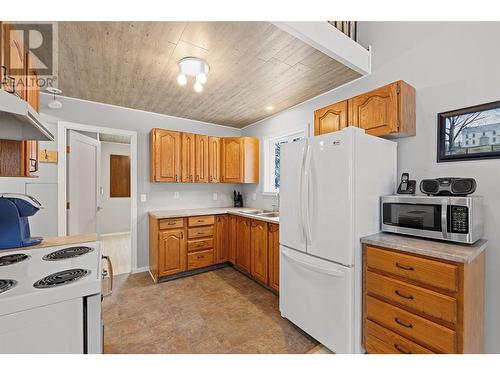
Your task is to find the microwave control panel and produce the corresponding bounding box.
[449,205,469,233]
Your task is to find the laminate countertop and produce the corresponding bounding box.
[361,232,487,264]
[148,207,279,224]
[0,233,98,253]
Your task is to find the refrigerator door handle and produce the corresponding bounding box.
[304,144,313,246]
[299,143,307,244]
[282,248,345,277]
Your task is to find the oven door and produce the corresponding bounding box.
[381,197,449,241]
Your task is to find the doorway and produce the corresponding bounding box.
[58,121,138,274]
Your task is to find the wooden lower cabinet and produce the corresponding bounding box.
[149,213,279,291]
[250,219,268,284]
[158,229,186,277]
[268,223,280,291]
[236,216,252,273]
[362,244,485,353]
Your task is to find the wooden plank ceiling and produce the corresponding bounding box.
[57,22,361,128]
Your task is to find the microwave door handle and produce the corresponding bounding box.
[441,200,449,239]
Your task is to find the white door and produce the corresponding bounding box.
[67,130,101,235]
[279,139,307,253]
[306,130,354,266]
[280,246,354,353]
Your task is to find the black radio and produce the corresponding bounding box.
[420,177,476,196]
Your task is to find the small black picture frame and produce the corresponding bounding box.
[437,100,500,162]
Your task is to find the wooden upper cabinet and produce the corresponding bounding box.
[158,229,186,277]
[251,219,268,284]
[348,80,415,137]
[268,223,280,291]
[236,216,251,273]
[208,136,221,183]
[181,132,195,183]
[150,128,181,182]
[314,100,348,136]
[221,137,259,184]
[195,134,208,183]
[215,215,229,263]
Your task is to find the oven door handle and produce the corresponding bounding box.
[441,200,449,239]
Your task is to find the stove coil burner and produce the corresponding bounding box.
[43,246,93,261]
[0,279,17,294]
[33,269,90,289]
[0,253,30,266]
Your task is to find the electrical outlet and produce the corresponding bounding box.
[252,193,257,201]
[140,194,147,203]
[174,192,180,199]
[212,192,218,201]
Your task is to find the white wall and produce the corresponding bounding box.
[36,95,241,269]
[100,142,131,234]
[242,21,500,353]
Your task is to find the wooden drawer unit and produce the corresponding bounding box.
[188,215,215,227]
[362,243,485,354]
[366,271,457,324]
[187,238,214,252]
[365,320,434,354]
[187,249,214,270]
[365,246,458,292]
[188,225,214,239]
[159,218,185,230]
[366,295,456,353]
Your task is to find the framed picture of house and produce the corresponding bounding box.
[437,100,500,162]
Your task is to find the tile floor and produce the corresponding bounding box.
[103,267,318,354]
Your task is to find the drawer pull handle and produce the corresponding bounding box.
[396,262,414,271]
[197,255,204,259]
[168,222,176,225]
[394,344,412,354]
[395,290,414,300]
[395,317,413,329]
[198,220,204,223]
[197,232,205,235]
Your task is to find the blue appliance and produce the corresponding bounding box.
[0,193,43,249]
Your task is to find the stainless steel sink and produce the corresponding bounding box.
[238,209,264,214]
[255,212,279,218]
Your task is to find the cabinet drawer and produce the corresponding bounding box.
[365,320,434,354]
[366,296,456,353]
[187,249,214,270]
[366,271,457,324]
[188,215,215,227]
[187,238,213,252]
[159,218,184,230]
[188,226,214,239]
[365,246,458,292]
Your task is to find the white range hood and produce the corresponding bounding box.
[0,90,54,141]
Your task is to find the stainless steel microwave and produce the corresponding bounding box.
[381,195,483,244]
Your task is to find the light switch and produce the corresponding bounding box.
[252,193,257,201]
[212,192,218,201]
[140,194,147,203]
[174,192,180,199]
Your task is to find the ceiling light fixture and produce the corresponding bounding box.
[265,106,274,111]
[46,87,63,109]
[177,57,210,93]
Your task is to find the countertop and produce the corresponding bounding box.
[0,233,98,253]
[148,207,279,224]
[360,232,487,264]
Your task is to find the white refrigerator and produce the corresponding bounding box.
[279,126,397,354]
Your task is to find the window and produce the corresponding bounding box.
[263,131,305,194]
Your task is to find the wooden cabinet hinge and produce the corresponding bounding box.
[66,146,70,154]
[66,202,70,209]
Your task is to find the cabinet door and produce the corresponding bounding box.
[348,82,399,137]
[208,136,221,183]
[195,134,209,183]
[181,132,195,183]
[228,214,237,264]
[215,215,229,263]
[236,216,251,273]
[251,219,268,284]
[151,129,181,182]
[23,140,38,174]
[268,223,280,291]
[314,101,348,136]
[158,229,186,277]
[221,138,243,183]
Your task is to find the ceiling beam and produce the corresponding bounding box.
[272,21,371,75]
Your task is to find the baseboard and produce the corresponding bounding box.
[132,266,149,274]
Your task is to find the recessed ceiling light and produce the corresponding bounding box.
[266,106,274,111]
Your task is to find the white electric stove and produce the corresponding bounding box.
[0,241,103,354]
